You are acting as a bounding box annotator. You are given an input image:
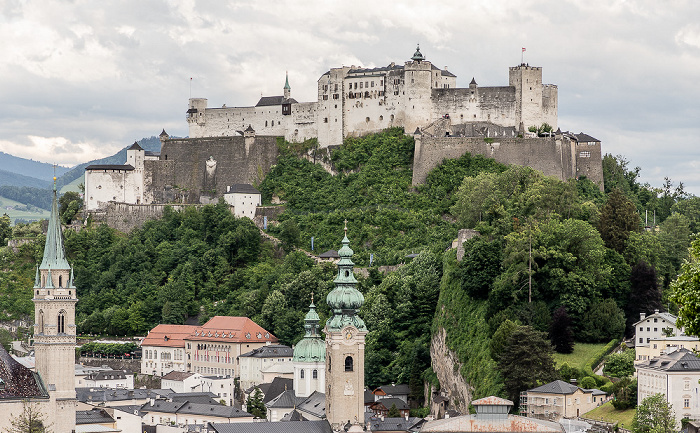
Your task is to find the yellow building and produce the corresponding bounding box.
[521,380,607,421]
[636,336,700,363]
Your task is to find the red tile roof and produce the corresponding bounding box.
[186,316,277,343]
[141,324,198,348]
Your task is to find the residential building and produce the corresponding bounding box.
[634,310,682,352]
[141,324,198,376]
[295,391,326,421]
[244,377,293,405]
[140,400,254,427]
[200,375,235,406]
[636,348,700,426]
[223,184,262,218]
[208,420,332,433]
[422,396,564,433]
[161,371,202,394]
[261,362,294,383]
[82,369,134,389]
[373,384,411,404]
[520,380,607,421]
[265,389,304,421]
[75,388,171,410]
[238,344,293,390]
[185,316,278,378]
[368,398,410,418]
[366,416,425,433]
[76,408,119,433]
[636,336,700,363]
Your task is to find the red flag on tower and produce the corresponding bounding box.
[522,47,526,52]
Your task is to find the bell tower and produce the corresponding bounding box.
[33,180,77,433]
[325,221,367,430]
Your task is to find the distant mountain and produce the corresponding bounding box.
[0,152,70,182]
[56,136,164,189]
[0,167,51,189]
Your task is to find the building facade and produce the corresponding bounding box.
[634,310,682,358]
[636,349,700,426]
[521,380,607,421]
[187,46,557,148]
[325,224,367,429]
[238,344,293,391]
[636,336,700,363]
[141,324,198,376]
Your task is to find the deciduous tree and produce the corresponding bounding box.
[632,393,675,433]
[550,306,574,354]
[598,188,641,254]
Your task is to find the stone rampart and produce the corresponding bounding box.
[412,134,603,188]
[147,135,279,204]
[89,202,207,233]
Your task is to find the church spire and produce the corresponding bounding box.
[326,222,366,331]
[284,71,291,100]
[40,179,70,271]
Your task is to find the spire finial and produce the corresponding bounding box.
[311,291,314,304]
[344,219,348,237]
[53,164,57,192]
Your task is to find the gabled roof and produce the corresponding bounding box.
[265,389,304,409]
[573,133,600,143]
[318,250,339,259]
[281,409,307,421]
[162,371,196,381]
[0,345,49,399]
[368,416,425,432]
[141,324,198,348]
[528,380,579,395]
[227,184,261,195]
[251,377,294,404]
[76,387,172,403]
[86,370,128,381]
[170,392,220,405]
[76,408,115,425]
[472,395,513,406]
[371,397,408,411]
[633,311,678,327]
[639,348,700,372]
[239,345,292,359]
[127,141,143,151]
[176,402,251,418]
[255,96,298,107]
[209,420,332,433]
[296,391,325,419]
[374,384,410,396]
[188,316,277,344]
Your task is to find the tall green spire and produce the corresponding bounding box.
[40,182,70,270]
[326,221,366,331]
[284,71,291,90]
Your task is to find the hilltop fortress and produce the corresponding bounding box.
[84,47,602,229]
[187,45,558,147]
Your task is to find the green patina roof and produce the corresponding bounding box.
[284,72,291,90]
[411,44,425,62]
[293,302,326,363]
[40,186,70,270]
[326,225,366,331]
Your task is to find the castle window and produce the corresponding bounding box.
[58,276,62,287]
[354,83,357,89]
[333,94,339,99]
[265,121,268,127]
[345,356,353,372]
[313,369,318,379]
[324,118,328,123]
[371,81,374,87]
[360,82,363,89]
[379,115,383,121]
[323,95,328,100]
[328,357,331,372]
[39,310,44,334]
[390,115,394,121]
[271,120,274,126]
[365,117,370,123]
[301,369,305,379]
[580,151,591,158]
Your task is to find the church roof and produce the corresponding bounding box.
[0,344,49,399]
[411,44,425,61]
[188,316,277,344]
[40,186,70,270]
[255,96,298,107]
[284,72,291,90]
[159,129,169,137]
[296,391,326,419]
[293,302,325,363]
[141,324,198,348]
[368,416,424,432]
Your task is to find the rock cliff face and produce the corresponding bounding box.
[430,327,472,415]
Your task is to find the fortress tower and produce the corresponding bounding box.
[33,181,77,433]
[325,223,367,430]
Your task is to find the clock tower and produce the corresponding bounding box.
[325,222,367,430]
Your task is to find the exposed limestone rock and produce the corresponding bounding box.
[430,327,472,416]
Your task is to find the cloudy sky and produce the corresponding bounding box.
[1,0,699,192]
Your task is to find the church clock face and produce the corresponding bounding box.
[345,330,353,340]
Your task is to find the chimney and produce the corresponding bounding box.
[570,379,577,385]
[405,413,409,421]
[640,313,646,321]
[655,309,659,314]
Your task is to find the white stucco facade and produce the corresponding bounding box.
[223,185,261,218]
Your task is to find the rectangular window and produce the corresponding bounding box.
[333,94,339,99]
[360,82,363,89]
[580,151,591,158]
[639,338,643,343]
[685,398,690,409]
[654,328,658,332]
[323,95,328,100]
[371,81,374,87]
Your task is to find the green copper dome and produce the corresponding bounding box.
[411,44,425,62]
[293,301,325,363]
[325,224,366,331]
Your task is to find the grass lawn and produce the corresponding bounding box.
[553,342,609,370]
[584,401,636,427]
[0,196,50,224]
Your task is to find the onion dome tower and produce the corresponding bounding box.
[325,221,367,430]
[292,297,326,397]
[32,178,77,433]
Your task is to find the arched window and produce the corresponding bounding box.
[38,310,44,335]
[313,369,318,379]
[265,121,268,127]
[345,356,353,372]
[58,310,66,334]
[300,369,305,379]
[58,275,62,287]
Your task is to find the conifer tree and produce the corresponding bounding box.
[549,306,574,354]
[598,188,640,253]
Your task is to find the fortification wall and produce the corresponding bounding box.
[148,135,279,204]
[89,202,205,233]
[411,135,603,187]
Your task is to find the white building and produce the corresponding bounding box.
[223,184,261,218]
[634,310,682,353]
[161,371,203,394]
[636,336,700,363]
[636,348,700,426]
[140,324,198,376]
[200,375,236,406]
[261,362,294,384]
[238,344,293,391]
[292,302,326,398]
[82,369,134,389]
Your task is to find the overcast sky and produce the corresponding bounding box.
[1,1,699,193]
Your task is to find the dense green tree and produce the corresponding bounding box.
[246,387,266,418]
[579,376,597,389]
[580,299,625,343]
[657,213,691,289]
[455,237,502,300]
[671,238,700,337]
[632,393,675,433]
[627,261,663,336]
[550,306,574,354]
[387,403,400,417]
[0,214,11,244]
[497,325,557,402]
[611,377,638,410]
[5,400,51,433]
[490,319,518,361]
[671,196,700,233]
[277,219,300,253]
[598,188,641,253]
[59,191,82,224]
[604,349,635,378]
